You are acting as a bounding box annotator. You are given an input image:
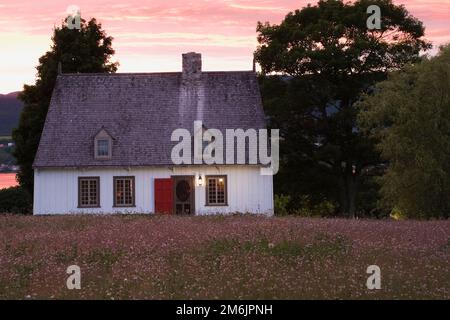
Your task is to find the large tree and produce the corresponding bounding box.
[13,18,118,194]
[255,0,430,216]
[358,45,450,218]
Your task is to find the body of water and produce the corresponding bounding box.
[0,173,18,189]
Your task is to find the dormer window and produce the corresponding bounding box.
[94,128,113,160]
[97,139,110,157]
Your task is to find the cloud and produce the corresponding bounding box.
[0,0,448,93]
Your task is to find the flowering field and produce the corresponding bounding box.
[0,214,449,299]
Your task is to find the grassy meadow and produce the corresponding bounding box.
[0,214,448,299]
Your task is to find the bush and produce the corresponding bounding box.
[390,207,407,220]
[274,194,291,216]
[275,194,338,217]
[293,195,337,217]
[0,186,32,214]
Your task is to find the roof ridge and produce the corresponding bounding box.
[58,70,255,76]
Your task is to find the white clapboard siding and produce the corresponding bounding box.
[33,166,273,215]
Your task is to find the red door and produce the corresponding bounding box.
[154,178,173,214]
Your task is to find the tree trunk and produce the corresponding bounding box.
[347,172,357,218]
[338,163,359,218]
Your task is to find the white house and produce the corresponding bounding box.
[33,53,274,215]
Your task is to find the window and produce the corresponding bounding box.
[97,139,109,156]
[78,177,100,208]
[94,128,113,160]
[206,175,227,206]
[113,176,135,207]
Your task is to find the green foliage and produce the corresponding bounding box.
[0,186,32,214]
[54,245,79,264]
[275,193,338,216]
[256,0,430,77]
[390,207,407,220]
[13,18,118,194]
[205,234,351,259]
[255,0,430,217]
[86,248,123,271]
[206,238,241,255]
[293,195,337,217]
[307,233,352,258]
[274,194,291,215]
[358,45,450,218]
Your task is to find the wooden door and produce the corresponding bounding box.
[154,178,173,214]
[172,176,195,215]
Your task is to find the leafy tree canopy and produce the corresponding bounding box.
[255,0,430,217]
[256,0,430,77]
[358,44,450,218]
[13,18,118,194]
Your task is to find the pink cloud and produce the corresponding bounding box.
[0,0,448,93]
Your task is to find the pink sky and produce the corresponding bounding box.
[0,0,448,94]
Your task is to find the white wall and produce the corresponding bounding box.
[33,166,273,215]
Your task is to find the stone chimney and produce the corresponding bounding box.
[182,52,202,79]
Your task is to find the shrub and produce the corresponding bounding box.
[0,186,32,214]
[274,194,291,215]
[390,207,407,220]
[293,195,337,217]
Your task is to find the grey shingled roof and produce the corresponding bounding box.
[33,71,267,168]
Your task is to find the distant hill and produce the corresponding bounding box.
[0,92,23,136]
